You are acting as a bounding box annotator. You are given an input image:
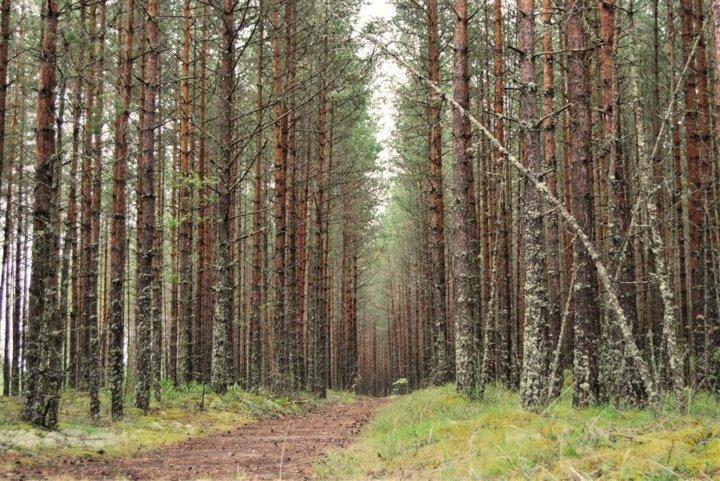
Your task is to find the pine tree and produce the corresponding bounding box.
[108,0,134,420]
[135,0,159,412]
[426,0,448,386]
[22,0,61,428]
[566,0,600,407]
[518,0,549,411]
[210,0,238,395]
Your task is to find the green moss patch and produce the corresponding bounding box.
[317,384,720,480]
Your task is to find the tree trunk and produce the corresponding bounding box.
[135,0,159,412]
[176,0,193,387]
[86,0,106,421]
[540,0,561,399]
[271,0,288,390]
[566,0,601,407]
[598,0,639,404]
[194,7,210,383]
[452,0,482,396]
[0,25,14,396]
[680,0,699,382]
[11,161,23,396]
[518,0,550,411]
[312,28,328,397]
[250,0,264,390]
[426,0,449,386]
[690,0,710,383]
[108,0,134,420]
[285,0,300,390]
[210,0,235,395]
[22,0,61,428]
[0,0,11,201]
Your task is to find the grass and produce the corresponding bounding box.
[0,380,354,469]
[316,381,720,480]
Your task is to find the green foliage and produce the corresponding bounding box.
[317,384,720,480]
[392,378,409,395]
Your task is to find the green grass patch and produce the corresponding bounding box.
[0,380,353,466]
[317,383,720,480]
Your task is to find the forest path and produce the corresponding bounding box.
[6,397,389,481]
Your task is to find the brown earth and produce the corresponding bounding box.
[2,397,388,481]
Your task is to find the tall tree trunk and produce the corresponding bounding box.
[271,0,288,390]
[135,0,159,412]
[668,0,688,380]
[168,121,180,384]
[151,49,165,403]
[194,7,210,383]
[67,33,84,389]
[0,40,19,397]
[340,205,352,387]
[541,0,561,399]
[680,0,700,382]
[284,0,300,390]
[311,24,328,397]
[78,0,95,396]
[210,0,235,394]
[321,102,334,392]
[11,158,23,396]
[711,1,720,154]
[487,0,514,387]
[0,0,11,200]
[427,0,449,386]
[567,0,600,407]
[518,0,549,411]
[250,1,264,389]
[0,40,14,397]
[598,0,639,403]
[690,0,710,382]
[452,0,482,396]
[296,114,311,388]
[108,0,134,419]
[86,0,106,421]
[22,0,61,428]
[177,0,193,386]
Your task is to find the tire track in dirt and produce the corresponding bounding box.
[3,397,388,480]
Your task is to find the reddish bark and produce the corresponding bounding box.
[22,0,61,428]
[108,0,134,419]
[250,0,265,389]
[566,0,600,407]
[426,0,449,385]
[452,0,481,395]
[177,0,193,385]
[135,0,159,411]
[271,0,288,387]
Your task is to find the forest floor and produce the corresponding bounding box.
[0,384,385,480]
[318,382,720,480]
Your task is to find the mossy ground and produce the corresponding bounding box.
[0,380,354,470]
[316,381,720,480]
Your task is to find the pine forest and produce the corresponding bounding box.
[1,0,720,478]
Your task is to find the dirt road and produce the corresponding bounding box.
[3,397,387,480]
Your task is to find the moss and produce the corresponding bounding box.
[318,383,720,480]
[0,383,345,465]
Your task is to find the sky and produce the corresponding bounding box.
[356,0,402,169]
